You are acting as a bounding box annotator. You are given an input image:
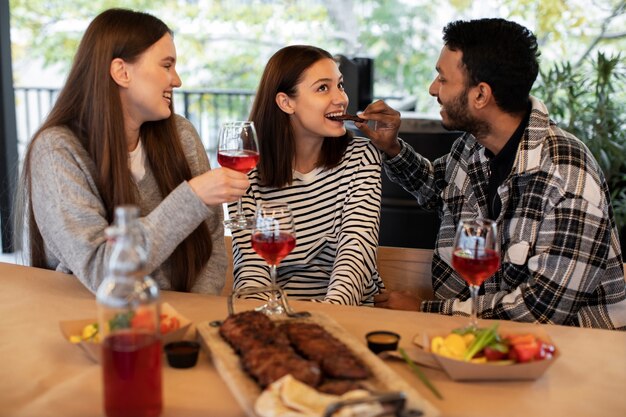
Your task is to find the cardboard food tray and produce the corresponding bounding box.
[197,311,439,417]
[59,302,192,363]
[416,325,560,381]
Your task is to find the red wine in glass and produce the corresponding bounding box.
[452,218,500,329]
[217,150,259,174]
[251,232,296,266]
[217,121,259,230]
[252,202,296,316]
[452,248,500,286]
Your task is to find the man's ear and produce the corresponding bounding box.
[275,92,295,115]
[110,58,131,88]
[472,82,492,110]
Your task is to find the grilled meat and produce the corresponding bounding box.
[321,354,370,380]
[220,311,321,387]
[219,311,370,393]
[242,345,321,388]
[219,311,289,353]
[281,322,370,380]
[317,379,365,395]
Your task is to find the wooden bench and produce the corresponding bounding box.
[221,236,433,299]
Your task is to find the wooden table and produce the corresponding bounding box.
[1,262,625,417]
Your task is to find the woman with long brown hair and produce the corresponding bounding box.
[13,8,248,294]
[230,45,384,305]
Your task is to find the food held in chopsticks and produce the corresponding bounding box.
[326,113,366,123]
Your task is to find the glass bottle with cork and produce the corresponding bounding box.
[96,205,162,417]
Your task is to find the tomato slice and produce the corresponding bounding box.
[508,340,540,363]
[159,314,181,334]
[130,309,156,331]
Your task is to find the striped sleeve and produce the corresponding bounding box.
[326,141,383,304]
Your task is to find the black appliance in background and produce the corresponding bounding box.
[337,55,374,114]
[378,116,461,249]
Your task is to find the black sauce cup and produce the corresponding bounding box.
[366,331,401,354]
[164,341,200,369]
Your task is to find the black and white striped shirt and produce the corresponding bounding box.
[230,137,384,305]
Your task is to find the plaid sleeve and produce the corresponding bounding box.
[383,138,445,210]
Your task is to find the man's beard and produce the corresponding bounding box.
[441,88,489,138]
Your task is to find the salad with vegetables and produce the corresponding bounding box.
[69,311,180,344]
[430,324,556,364]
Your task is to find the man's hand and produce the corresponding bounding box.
[374,290,421,311]
[355,100,402,158]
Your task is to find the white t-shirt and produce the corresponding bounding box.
[128,140,146,183]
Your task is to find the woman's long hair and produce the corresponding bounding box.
[14,8,211,291]
[249,45,351,188]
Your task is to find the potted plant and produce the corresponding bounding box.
[534,52,626,257]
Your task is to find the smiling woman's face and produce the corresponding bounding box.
[284,58,350,142]
[120,33,182,128]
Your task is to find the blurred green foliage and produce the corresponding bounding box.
[10,0,626,113]
[534,52,626,230]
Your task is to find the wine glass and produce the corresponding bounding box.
[451,218,500,329]
[251,202,296,316]
[217,121,260,229]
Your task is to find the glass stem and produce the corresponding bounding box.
[236,197,243,218]
[268,264,278,308]
[469,284,480,329]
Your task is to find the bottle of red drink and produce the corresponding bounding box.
[97,205,162,417]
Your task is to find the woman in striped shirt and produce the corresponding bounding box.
[229,45,384,305]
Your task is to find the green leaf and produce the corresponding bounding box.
[490,342,510,354]
[451,327,474,336]
[109,311,134,331]
[463,323,499,361]
[399,347,443,400]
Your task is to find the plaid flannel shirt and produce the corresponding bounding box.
[384,96,626,330]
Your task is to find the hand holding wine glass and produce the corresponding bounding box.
[217,121,259,229]
[251,202,296,316]
[451,218,500,329]
[188,168,249,206]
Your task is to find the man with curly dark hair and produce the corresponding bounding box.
[358,18,626,330]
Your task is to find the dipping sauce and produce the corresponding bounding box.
[368,333,399,344]
[164,341,200,369]
[366,331,400,354]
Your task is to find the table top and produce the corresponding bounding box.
[1,261,625,417]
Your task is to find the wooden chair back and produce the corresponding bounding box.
[377,245,434,300]
[222,236,433,299]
